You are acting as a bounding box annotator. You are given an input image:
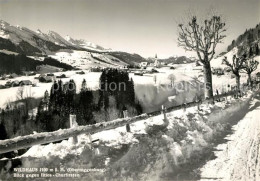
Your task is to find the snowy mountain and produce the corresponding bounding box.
[0,20,107,54]
[65,36,107,51]
[0,20,147,68]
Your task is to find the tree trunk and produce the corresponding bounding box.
[248,73,252,87]
[236,75,241,94]
[203,62,213,99]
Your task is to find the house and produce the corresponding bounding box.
[19,80,32,86]
[212,68,224,75]
[224,67,232,73]
[134,71,144,76]
[140,62,148,68]
[76,71,85,75]
[39,75,53,83]
[6,73,18,79]
[5,81,12,87]
[56,74,67,78]
[46,73,55,77]
[11,80,20,87]
[90,67,102,72]
[22,71,36,76]
[10,73,18,78]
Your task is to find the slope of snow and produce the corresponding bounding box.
[211,47,238,68]
[5,91,252,181]
[0,60,251,110]
[49,50,127,69]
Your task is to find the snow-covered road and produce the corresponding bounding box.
[200,94,260,181]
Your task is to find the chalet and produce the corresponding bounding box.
[140,62,148,68]
[46,73,55,77]
[212,68,224,75]
[224,67,232,73]
[76,71,85,75]
[19,80,32,86]
[39,75,53,83]
[56,74,66,78]
[22,71,36,76]
[6,73,18,79]
[11,80,20,87]
[134,71,144,76]
[5,81,12,87]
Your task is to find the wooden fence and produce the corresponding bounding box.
[0,90,240,154]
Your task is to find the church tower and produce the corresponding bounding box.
[154,54,160,67]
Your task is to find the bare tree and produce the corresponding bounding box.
[222,54,247,93]
[177,15,226,98]
[241,46,259,87]
[16,86,24,100]
[242,58,259,87]
[168,74,176,87]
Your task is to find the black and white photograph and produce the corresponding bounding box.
[0,0,260,180]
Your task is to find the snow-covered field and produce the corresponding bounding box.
[0,71,101,108]
[0,60,251,111]
[49,50,128,69]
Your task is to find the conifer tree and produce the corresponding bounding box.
[256,43,259,55]
[79,79,94,125]
[0,122,8,140]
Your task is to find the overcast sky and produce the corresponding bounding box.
[0,0,259,58]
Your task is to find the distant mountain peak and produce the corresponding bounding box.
[0,20,9,26]
[36,29,44,34]
[0,20,108,53]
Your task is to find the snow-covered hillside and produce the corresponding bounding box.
[211,47,260,76]
[1,91,254,180]
[49,50,128,69]
[65,36,109,51]
[211,47,239,68]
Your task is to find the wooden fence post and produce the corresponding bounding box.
[216,89,220,102]
[124,110,131,132]
[161,105,167,121]
[69,114,78,144]
[197,100,201,111]
[183,103,187,112]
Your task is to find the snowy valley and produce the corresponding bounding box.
[0,5,260,181]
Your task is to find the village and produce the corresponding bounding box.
[0,0,260,180]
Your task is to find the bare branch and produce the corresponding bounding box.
[177,15,226,63]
